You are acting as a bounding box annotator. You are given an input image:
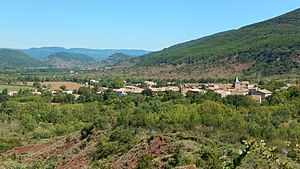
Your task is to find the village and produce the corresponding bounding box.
[111,77,274,103]
[4,77,299,104]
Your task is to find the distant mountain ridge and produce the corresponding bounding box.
[0,49,42,67]
[41,52,97,68]
[20,47,151,60]
[137,8,300,77]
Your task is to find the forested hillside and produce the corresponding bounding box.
[41,52,97,68]
[139,9,300,76]
[97,53,137,67]
[0,49,42,67]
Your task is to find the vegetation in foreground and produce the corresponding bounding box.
[0,79,299,168]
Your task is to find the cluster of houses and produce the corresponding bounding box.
[7,90,41,96]
[3,77,299,104]
[207,77,273,103]
[110,77,276,103]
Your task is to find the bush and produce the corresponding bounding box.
[136,155,153,169]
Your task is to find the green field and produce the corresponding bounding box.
[0,85,33,92]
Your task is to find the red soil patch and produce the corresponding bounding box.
[57,151,91,169]
[57,139,98,169]
[112,136,174,169]
[48,139,78,158]
[7,139,78,164]
[3,132,94,168]
[5,141,55,157]
[233,63,251,71]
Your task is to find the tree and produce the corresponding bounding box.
[224,95,258,108]
[287,86,300,99]
[93,83,100,92]
[136,155,153,169]
[33,82,41,88]
[60,85,67,91]
[161,90,183,102]
[64,94,75,104]
[109,78,124,89]
[2,88,8,95]
[77,87,91,95]
[142,88,153,97]
[0,94,9,102]
[267,91,286,105]
[296,79,300,86]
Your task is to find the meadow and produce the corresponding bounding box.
[0,85,33,92]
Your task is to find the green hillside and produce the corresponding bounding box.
[98,53,137,67]
[139,9,300,76]
[42,52,97,68]
[0,49,41,67]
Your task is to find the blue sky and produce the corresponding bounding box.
[0,0,299,51]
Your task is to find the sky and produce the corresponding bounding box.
[0,0,300,51]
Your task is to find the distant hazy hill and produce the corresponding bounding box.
[139,8,300,77]
[41,52,97,68]
[0,49,41,67]
[21,47,151,60]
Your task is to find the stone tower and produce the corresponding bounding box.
[234,77,240,90]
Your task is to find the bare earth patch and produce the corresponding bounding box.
[2,132,98,169]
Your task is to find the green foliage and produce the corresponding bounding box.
[42,52,96,67]
[224,139,292,169]
[60,85,67,91]
[224,95,258,108]
[187,91,222,104]
[33,81,42,88]
[194,146,221,168]
[136,155,153,169]
[261,81,286,91]
[288,86,300,99]
[94,140,120,159]
[0,138,21,154]
[2,88,8,95]
[94,128,137,159]
[109,78,124,89]
[81,123,94,140]
[77,87,91,95]
[101,53,136,67]
[1,78,300,168]
[139,9,300,76]
[0,49,41,67]
[52,93,75,103]
[161,90,183,102]
[21,114,37,132]
[142,88,153,97]
[267,91,287,105]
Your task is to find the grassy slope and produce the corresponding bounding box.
[0,85,33,91]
